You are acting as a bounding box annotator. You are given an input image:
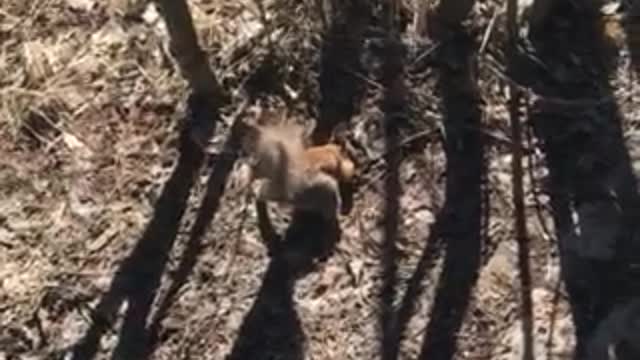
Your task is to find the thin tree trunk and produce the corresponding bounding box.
[155,0,223,100]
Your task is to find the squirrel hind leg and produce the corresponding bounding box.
[339,158,355,183]
[255,179,289,203]
[294,173,341,220]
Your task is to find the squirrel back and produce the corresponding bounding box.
[303,143,355,184]
[245,122,307,202]
[240,118,354,219]
[293,171,341,219]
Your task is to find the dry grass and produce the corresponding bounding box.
[2,0,640,359]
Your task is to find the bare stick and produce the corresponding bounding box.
[155,0,223,100]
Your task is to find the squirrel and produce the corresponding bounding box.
[239,119,355,220]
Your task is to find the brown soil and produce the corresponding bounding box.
[2,1,640,359]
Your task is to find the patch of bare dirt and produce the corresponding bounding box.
[2,0,640,359]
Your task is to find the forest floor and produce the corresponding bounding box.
[2,0,640,359]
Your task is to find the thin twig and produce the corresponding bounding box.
[223,188,253,286]
[358,121,523,192]
[485,56,616,107]
[506,0,534,359]
[524,117,554,242]
[480,7,502,54]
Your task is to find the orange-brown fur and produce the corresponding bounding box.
[241,121,355,219]
[303,143,355,184]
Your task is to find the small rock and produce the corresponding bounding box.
[68,190,101,223]
[142,3,160,24]
[601,2,621,16]
[66,0,96,11]
[414,208,435,224]
[347,259,364,285]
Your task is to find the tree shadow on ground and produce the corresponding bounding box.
[69,93,235,360]
[226,201,341,360]
[376,18,486,359]
[142,115,247,357]
[516,1,640,357]
[312,0,370,145]
[375,33,404,360]
[624,2,640,76]
[416,28,486,360]
[312,0,372,220]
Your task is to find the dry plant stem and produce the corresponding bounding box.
[545,278,564,359]
[524,118,554,242]
[223,188,254,286]
[479,7,501,54]
[506,0,534,359]
[410,43,440,68]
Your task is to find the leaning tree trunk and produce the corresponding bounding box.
[155,0,226,147]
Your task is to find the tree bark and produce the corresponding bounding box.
[155,0,227,147]
[155,0,223,101]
